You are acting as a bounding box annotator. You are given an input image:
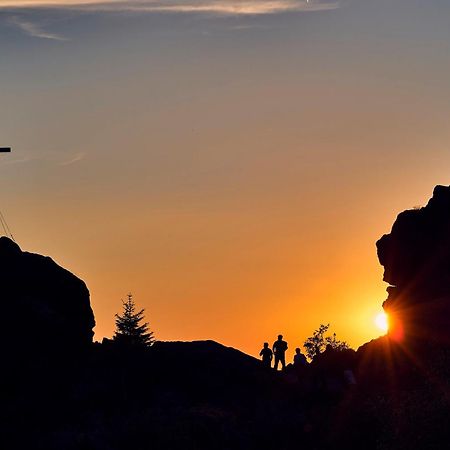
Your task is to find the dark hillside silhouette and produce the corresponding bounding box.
[4,185,450,449]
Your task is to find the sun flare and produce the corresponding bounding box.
[374,312,388,333]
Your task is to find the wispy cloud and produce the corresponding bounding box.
[59,152,86,166]
[0,156,34,166]
[0,0,340,16]
[0,151,87,167]
[8,16,68,39]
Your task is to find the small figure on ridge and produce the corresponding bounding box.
[259,342,273,368]
[293,347,307,369]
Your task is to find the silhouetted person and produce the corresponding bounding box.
[293,347,307,369]
[259,342,273,368]
[273,334,288,370]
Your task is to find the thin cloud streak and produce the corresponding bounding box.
[0,0,340,16]
[0,152,86,167]
[9,16,68,39]
[0,156,34,166]
[59,152,87,166]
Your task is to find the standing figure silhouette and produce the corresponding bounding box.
[259,342,273,368]
[272,334,288,370]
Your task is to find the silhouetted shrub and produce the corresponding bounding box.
[303,323,349,360]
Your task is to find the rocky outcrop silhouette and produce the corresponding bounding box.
[0,236,95,355]
[377,185,450,345]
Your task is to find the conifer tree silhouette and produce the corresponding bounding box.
[114,293,155,347]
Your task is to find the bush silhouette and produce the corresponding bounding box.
[303,323,349,360]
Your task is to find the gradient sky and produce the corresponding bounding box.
[1,0,450,360]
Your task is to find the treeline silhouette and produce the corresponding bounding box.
[3,185,450,449]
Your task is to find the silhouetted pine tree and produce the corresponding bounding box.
[114,293,155,347]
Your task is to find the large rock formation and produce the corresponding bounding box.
[377,185,450,345]
[0,236,95,355]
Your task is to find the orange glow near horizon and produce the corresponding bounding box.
[2,0,450,362]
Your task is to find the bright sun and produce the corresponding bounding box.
[374,312,389,333]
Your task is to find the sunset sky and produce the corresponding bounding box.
[1,0,450,359]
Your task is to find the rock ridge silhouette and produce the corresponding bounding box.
[377,185,450,345]
[0,236,95,355]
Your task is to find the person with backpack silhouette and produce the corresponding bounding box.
[259,342,273,368]
[273,334,288,370]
